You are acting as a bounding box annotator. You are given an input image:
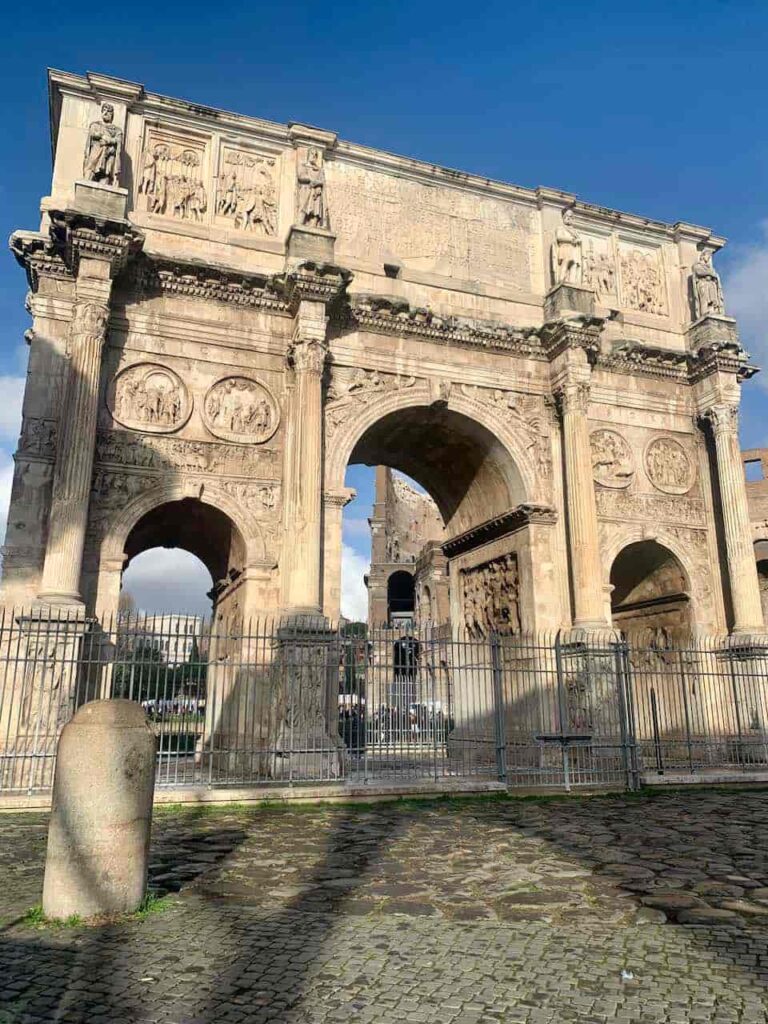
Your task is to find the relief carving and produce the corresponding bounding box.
[462,552,520,638]
[203,377,279,444]
[645,437,696,495]
[92,469,161,506]
[325,368,420,438]
[95,430,276,476]
[83,103,122,187]
[691,249,725,320]
[216,149,277,235]
[18,418,58,459]
[109,363,192,434]
[551,209,582,286]
[582,239,617,301]
[462,385,552,477]
[139,137,207,221]
[219,480,280,515]
[619,247,667,315]
[595,489,706,527]
[297,147,329,229]
[590,429,634,489]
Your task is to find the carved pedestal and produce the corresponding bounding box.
[271,618,347,780]
[545,282,596,319]
[0,608,103,793]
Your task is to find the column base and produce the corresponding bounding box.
[35,591,85,608]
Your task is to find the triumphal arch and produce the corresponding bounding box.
[3,68,766,642]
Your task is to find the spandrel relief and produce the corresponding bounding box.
[590,429,634,489]
[216,148,278,235]
[203,376,279,444]
[108,363,192,434]
[138,130,208,222]
[645,437,695,495]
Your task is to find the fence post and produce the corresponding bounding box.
[554,631,571,792]
[678,651,695,773]
[490,632,507,784]
[613,638,639,792]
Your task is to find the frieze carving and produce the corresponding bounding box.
[216,149,277,235]
[83,103,122,187]
[139,135,207,222]
[297,147,329,229]
[619,247,667,316]
[590,429,634,489]
[645,437,696,495]
[18,418,58,459]
[461,552,520,638]
[109,363,192,434]
[203,377,279,444]
[94,429,277,476]
[595,489,706,527]
[460,385,552,477]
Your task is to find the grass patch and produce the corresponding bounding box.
[21,904,82,929]
[131,892,175,920]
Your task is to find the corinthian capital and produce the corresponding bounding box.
[554,380,590,417]
[67,298,109,357]
[291,337,328,376]
[701,401,740,436]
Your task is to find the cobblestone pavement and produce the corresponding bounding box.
[2,789,768,1023]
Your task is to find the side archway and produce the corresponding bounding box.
[609,539,691,640]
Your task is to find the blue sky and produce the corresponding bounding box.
[1,0,766,617]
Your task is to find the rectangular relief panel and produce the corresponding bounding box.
[214,145,280,236]
[616,239,668,317]
[136,124,210,224]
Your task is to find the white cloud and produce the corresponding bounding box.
[341,542,369,622]
[724,225,768,391]
[122,548,213,617]
[0,377,25,444]
[343,514,371,540]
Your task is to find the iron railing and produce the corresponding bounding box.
[0,608,766,795]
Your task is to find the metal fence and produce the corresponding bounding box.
[0,607,766,796]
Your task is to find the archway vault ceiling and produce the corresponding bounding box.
[124,498,245,583]
[348,406,525,536]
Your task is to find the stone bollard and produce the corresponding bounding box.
[42,699,156,920]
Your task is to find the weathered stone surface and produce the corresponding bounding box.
[2,789,768,1022]
[42,699,156,920]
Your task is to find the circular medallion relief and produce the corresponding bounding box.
[645,436,695,495]
[590,429,634,489]
[109,363,191,434]
[202,376,279,444]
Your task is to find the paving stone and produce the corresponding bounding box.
[2,790,768,1022]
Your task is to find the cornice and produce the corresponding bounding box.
[279,261,351,312]
[540,315,604,362]
[599,341,690,382]
[124,255,291,314]
[343,294,546,358]
[9,231,73,291]
[442,504,557,559]
[689,340,758,384]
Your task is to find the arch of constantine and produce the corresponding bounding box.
[5,69,764,640]
[2,69,768,796]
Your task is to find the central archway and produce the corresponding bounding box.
[325,393,562,631]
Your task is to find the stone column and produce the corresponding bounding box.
[38,269,111,604]
[281,299,328,615]
[703,402,765,634]
[556,380,606,629]
[322,487,356,620]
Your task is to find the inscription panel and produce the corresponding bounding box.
[327,162,534,289]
